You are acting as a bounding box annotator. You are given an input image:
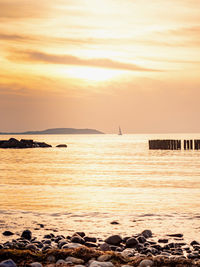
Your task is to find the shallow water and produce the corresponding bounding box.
[0,134,200,242]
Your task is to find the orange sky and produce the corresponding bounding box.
[1,0,200,133]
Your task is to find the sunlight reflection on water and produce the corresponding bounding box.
[0,134,200,241]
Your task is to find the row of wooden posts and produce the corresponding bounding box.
[149,139,200,150]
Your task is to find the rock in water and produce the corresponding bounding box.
[21,229,32,240]
[56,144,67,147]
[2,231,14,236]
[0,138,52,149]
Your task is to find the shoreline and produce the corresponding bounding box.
[0,229,200,266]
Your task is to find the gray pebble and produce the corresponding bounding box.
[97,255,112,262]
[30,263,43,267]
[65,256,84,264]
[139,259,154,267]
[89,261,114,267]
[0,259,17,267]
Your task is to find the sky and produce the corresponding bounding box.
[0,0,200,133]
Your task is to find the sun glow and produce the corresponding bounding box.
[65,67,123,82]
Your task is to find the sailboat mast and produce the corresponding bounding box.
[118,126,122,135]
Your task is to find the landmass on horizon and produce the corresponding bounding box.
[0,128,104,135]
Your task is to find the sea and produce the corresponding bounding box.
[0,134,200,243]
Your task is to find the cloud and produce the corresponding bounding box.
[0,33,33,41]
[8,50,159,72]
[0,0,54,19]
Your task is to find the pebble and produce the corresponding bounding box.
[167,233,183,238]
[110,221,119,225]
[89,261,114,267]
[100,243,111,251]
[21,229,32,240]
[65,256,84,264]
[138,259,154,267]
[158,239,168,243]
[30,263,43,267]
[97,255,112,262]
[84,236,97,243]
[126,237,138,248]
[56,259,66,265]
[64,242,83,249]
[2,231,14,236]
[141,230,152,238]
[0,259,17,267]
[71,235,85,244]
[105,235,122,246]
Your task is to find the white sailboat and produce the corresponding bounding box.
[118,126,122,135]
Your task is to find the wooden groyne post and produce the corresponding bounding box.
[149,139,200,150]
[149,139,181,150]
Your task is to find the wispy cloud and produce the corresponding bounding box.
[8,50,159,72]
[0,33,33,41]
[0,0,53,19]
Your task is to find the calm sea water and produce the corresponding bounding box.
[0,134,200,242]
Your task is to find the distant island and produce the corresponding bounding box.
[0,128,104,135]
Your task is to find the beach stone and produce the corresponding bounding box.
[137,236,146,244]
[110,221,119,225]
[64,242,83,249]
[75,232,85,238]
[71,235,85,244]
[46,255,56,263]
[43,239,51,245]
[25,244,38,251]
[100,242,111,251]
[141,230,152,238]
[34,241,43,249]
[65,256,84,264]
[2,231,14,236]
[158,239,168,243]
[58,239,68,248]
[97,255,112,262]
[105,235,122,245]
[21,229,32,240]
[126,237,138,248]
[187,252,200,259]
[121,248,135,258]
[167,233,183,238]
[84,236,97,243]
[89,260,114,267]
[191,240,200,246]
[0,259,17,267]
[42,245,52,251]
[30,263,43,267]
[85,242,98,248]
[138,259,153,267]
[56,259,66,265]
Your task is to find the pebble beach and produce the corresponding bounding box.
[1,227,200,266]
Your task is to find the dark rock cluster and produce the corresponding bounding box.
[0,138,52,149]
